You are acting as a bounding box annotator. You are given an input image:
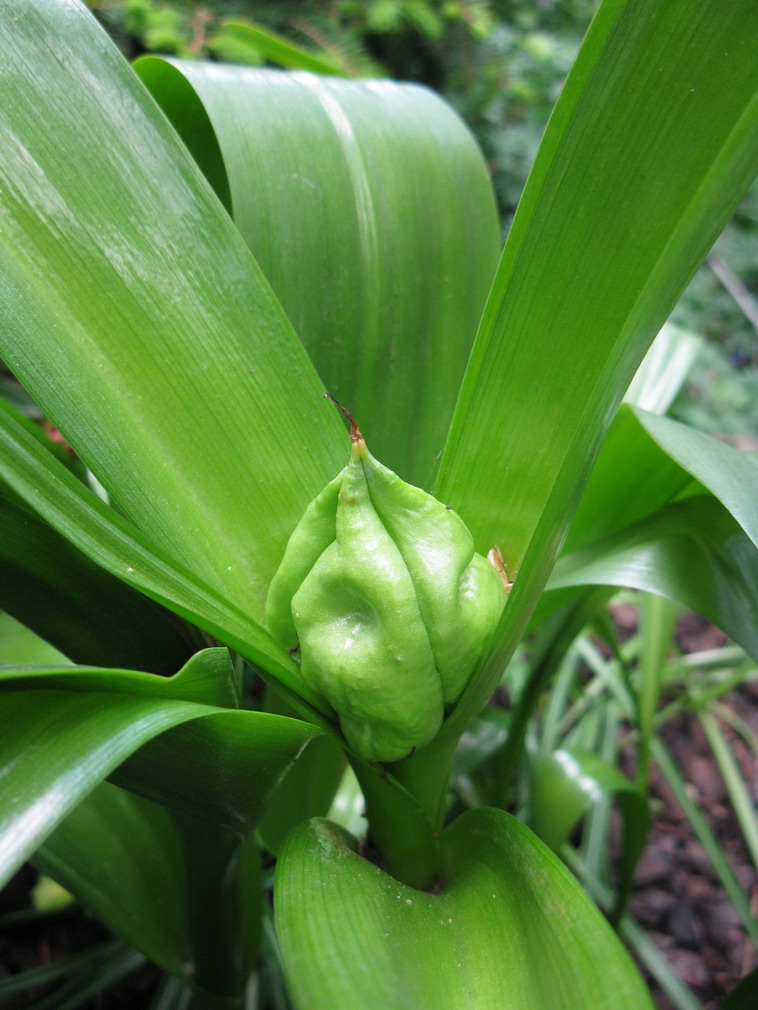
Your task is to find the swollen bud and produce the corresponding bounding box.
[265,402,506,763]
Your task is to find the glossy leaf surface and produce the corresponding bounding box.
[34,784,192,976]
[548,496,758,661]
[529,747,648,921]
[530,748,644,852]
[435,0,758,724]
[276,809,653,1009]
[0,0,346,619]
[563,405,692,555]
[0,491,195,672]
[0,406,333,720]
[634,408,758,548]
[0,650,319,886]
[136,59,500,486]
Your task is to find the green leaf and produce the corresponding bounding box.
[529,748,648,922]
[634,407,758,549]
[34,784,192,976]
[0,650,319,887]
[530,748,644,851]
[563,405,692,555]
[548,496,758,662]
[0,404,333,720]
[435,0,758,716]
[0,490,195,672]
[135,59,500,487]
[36,781,264,998]
[258,689,346,855]
[0,612,68,665]
[652,737,758,951]
[220,21,347,76]
[275,809,653,1009]
[622,323,701,415]
[0,0,346,620]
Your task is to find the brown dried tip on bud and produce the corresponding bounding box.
[487,546,513,593]
[324,392,363,446]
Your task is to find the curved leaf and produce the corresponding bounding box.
[0,0,346,619]
[563,404,692,555]
[36,782,264,995]
[435,0,758,726]
[548,496,758,662]
[220,21,347,76]
[529,748,648,921]
[34,784,192,977]
[622,323,701,415]
[0,491,195,672]
[634,407,758,548]
[275,809,653,1009]
[529,750,640,850]
[135,59,500,486]
[0,650,319,887]
[0,405,334,721]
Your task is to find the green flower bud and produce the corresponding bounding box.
[265,402,506,763]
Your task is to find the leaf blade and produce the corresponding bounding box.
[0,0,346,618]
[435,0,758,720]
[275,809,653,1009]
[136,60,500,486]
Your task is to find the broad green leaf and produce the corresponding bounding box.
[34,784,192,976]
[563,405,692,555]
[0,0,346,620]
[634,407,758,549]
[0,650,319,886]
[276,809,653,1009]
[529,748,644,852]
[0,646,239,707]
[0,491,195,672]
[259,734,346,855]
[135,60,500,486]
[0,405,334,720]
[547,496,758,662]
[436,0,758,718]
[36,782,264,997]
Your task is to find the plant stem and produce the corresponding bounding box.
[350,743,455,891]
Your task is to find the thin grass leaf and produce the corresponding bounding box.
[699,709,758,875]
[30,947,146,1010]
[652,737,758,951]
[0,939,126,998]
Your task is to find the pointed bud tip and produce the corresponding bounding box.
[324,392,365,449]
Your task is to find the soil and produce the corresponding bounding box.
[1,613,756,1008]
[628,616,758,1009]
